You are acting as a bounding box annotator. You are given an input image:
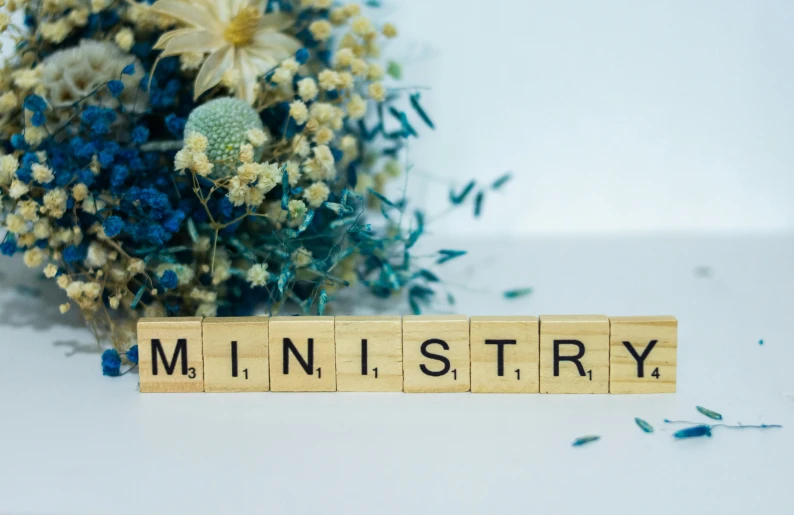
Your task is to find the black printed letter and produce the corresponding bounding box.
[283,338,314,375]
[151,339,188,376]
[485,339,516,376]
[553,340,586,377]
[361,339,368,375]
[622,340,657,377]
[231,341,238,377]
[420,339,451,377]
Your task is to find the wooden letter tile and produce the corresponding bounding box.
[269,316,336,392]
[539,315,609,394]
[609,316,677,394]
[402,315,470,393]
[470,316,539,393]
[138,317,204,393]
[203,317,269,392]
[336,316,403,392]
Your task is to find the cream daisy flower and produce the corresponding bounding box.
[151,0,302,103]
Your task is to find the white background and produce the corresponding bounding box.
[1,235,793,515]
[391,0,794,235]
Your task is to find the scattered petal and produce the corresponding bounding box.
[635,417,654,433]
[504,288,532,299]
[673,425,712,439]
[696,406,723,421]
[572,435,600,447]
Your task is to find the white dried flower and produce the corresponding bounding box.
[297,78,319,101]
[303,182,330,208]
[31,163,54,184]
[247,128,268,147]
[289,100,309,125]
[41,40,148,113]
[246,263,270,287]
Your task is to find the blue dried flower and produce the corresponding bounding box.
[165,114,186,137]
[121,63,136,75]
[24,94,47,112]
[126,345,138,364]
[10,134,27,150]
[160,270,178,290]
[103,216,124,238]
[101,348,122,377]
[63,245,86,263]
[296,48,310,64]
[131,126,150,145]
[0,236,18,256]
[31,111,46,127]
[108,80,125,97]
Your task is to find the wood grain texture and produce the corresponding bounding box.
[269,316,336,392]
[138,317,204,393]
[335,316,403,392]
[539,315,609,394]
[609,316,677,393]
[470,316,539,393]
[402,315,470,393]
[203,317,269,392]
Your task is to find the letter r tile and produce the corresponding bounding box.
[539,315,609,394]
[138,317,204,393]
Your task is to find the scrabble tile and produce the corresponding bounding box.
[609,316,677,394]
[402,315,470,393]
[203,317,269,392]
[269,316,336,392]
[336,316,403,392]
[138,317,204,393]
[539,315,609,394]
[470,316,539,393]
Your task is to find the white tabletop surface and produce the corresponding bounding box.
[0,235,792,515]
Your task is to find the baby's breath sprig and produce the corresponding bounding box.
[0,0,483,372]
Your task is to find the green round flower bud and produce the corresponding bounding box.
[184,97,266,165]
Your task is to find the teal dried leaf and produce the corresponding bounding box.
[186,217,199,243]
[504,288,532,299]
[759,339,764,345]
[447,292,456,305]
[405,210,425,249]
[317,289,328,316]
[409,92,435,130]
[409,296,421,315]
[437,249,467,265]
[635,418,654,433]
[367,188,397,207]
[387,61,402,80]
[388,107,417,137]
[323,202,353,216]
[572,435,600,447]
[449,181,475,205]
[329,215,357,229]
[130,284,146,310]
[491,173,512,190]
[297,210,315,234]
[696,406,723,421]
[281,169,289,210]
[409,285,434,300]
[277,267,292,295]
[419,269,440,282]
[673,425,712,439]
[473,191,484,217]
